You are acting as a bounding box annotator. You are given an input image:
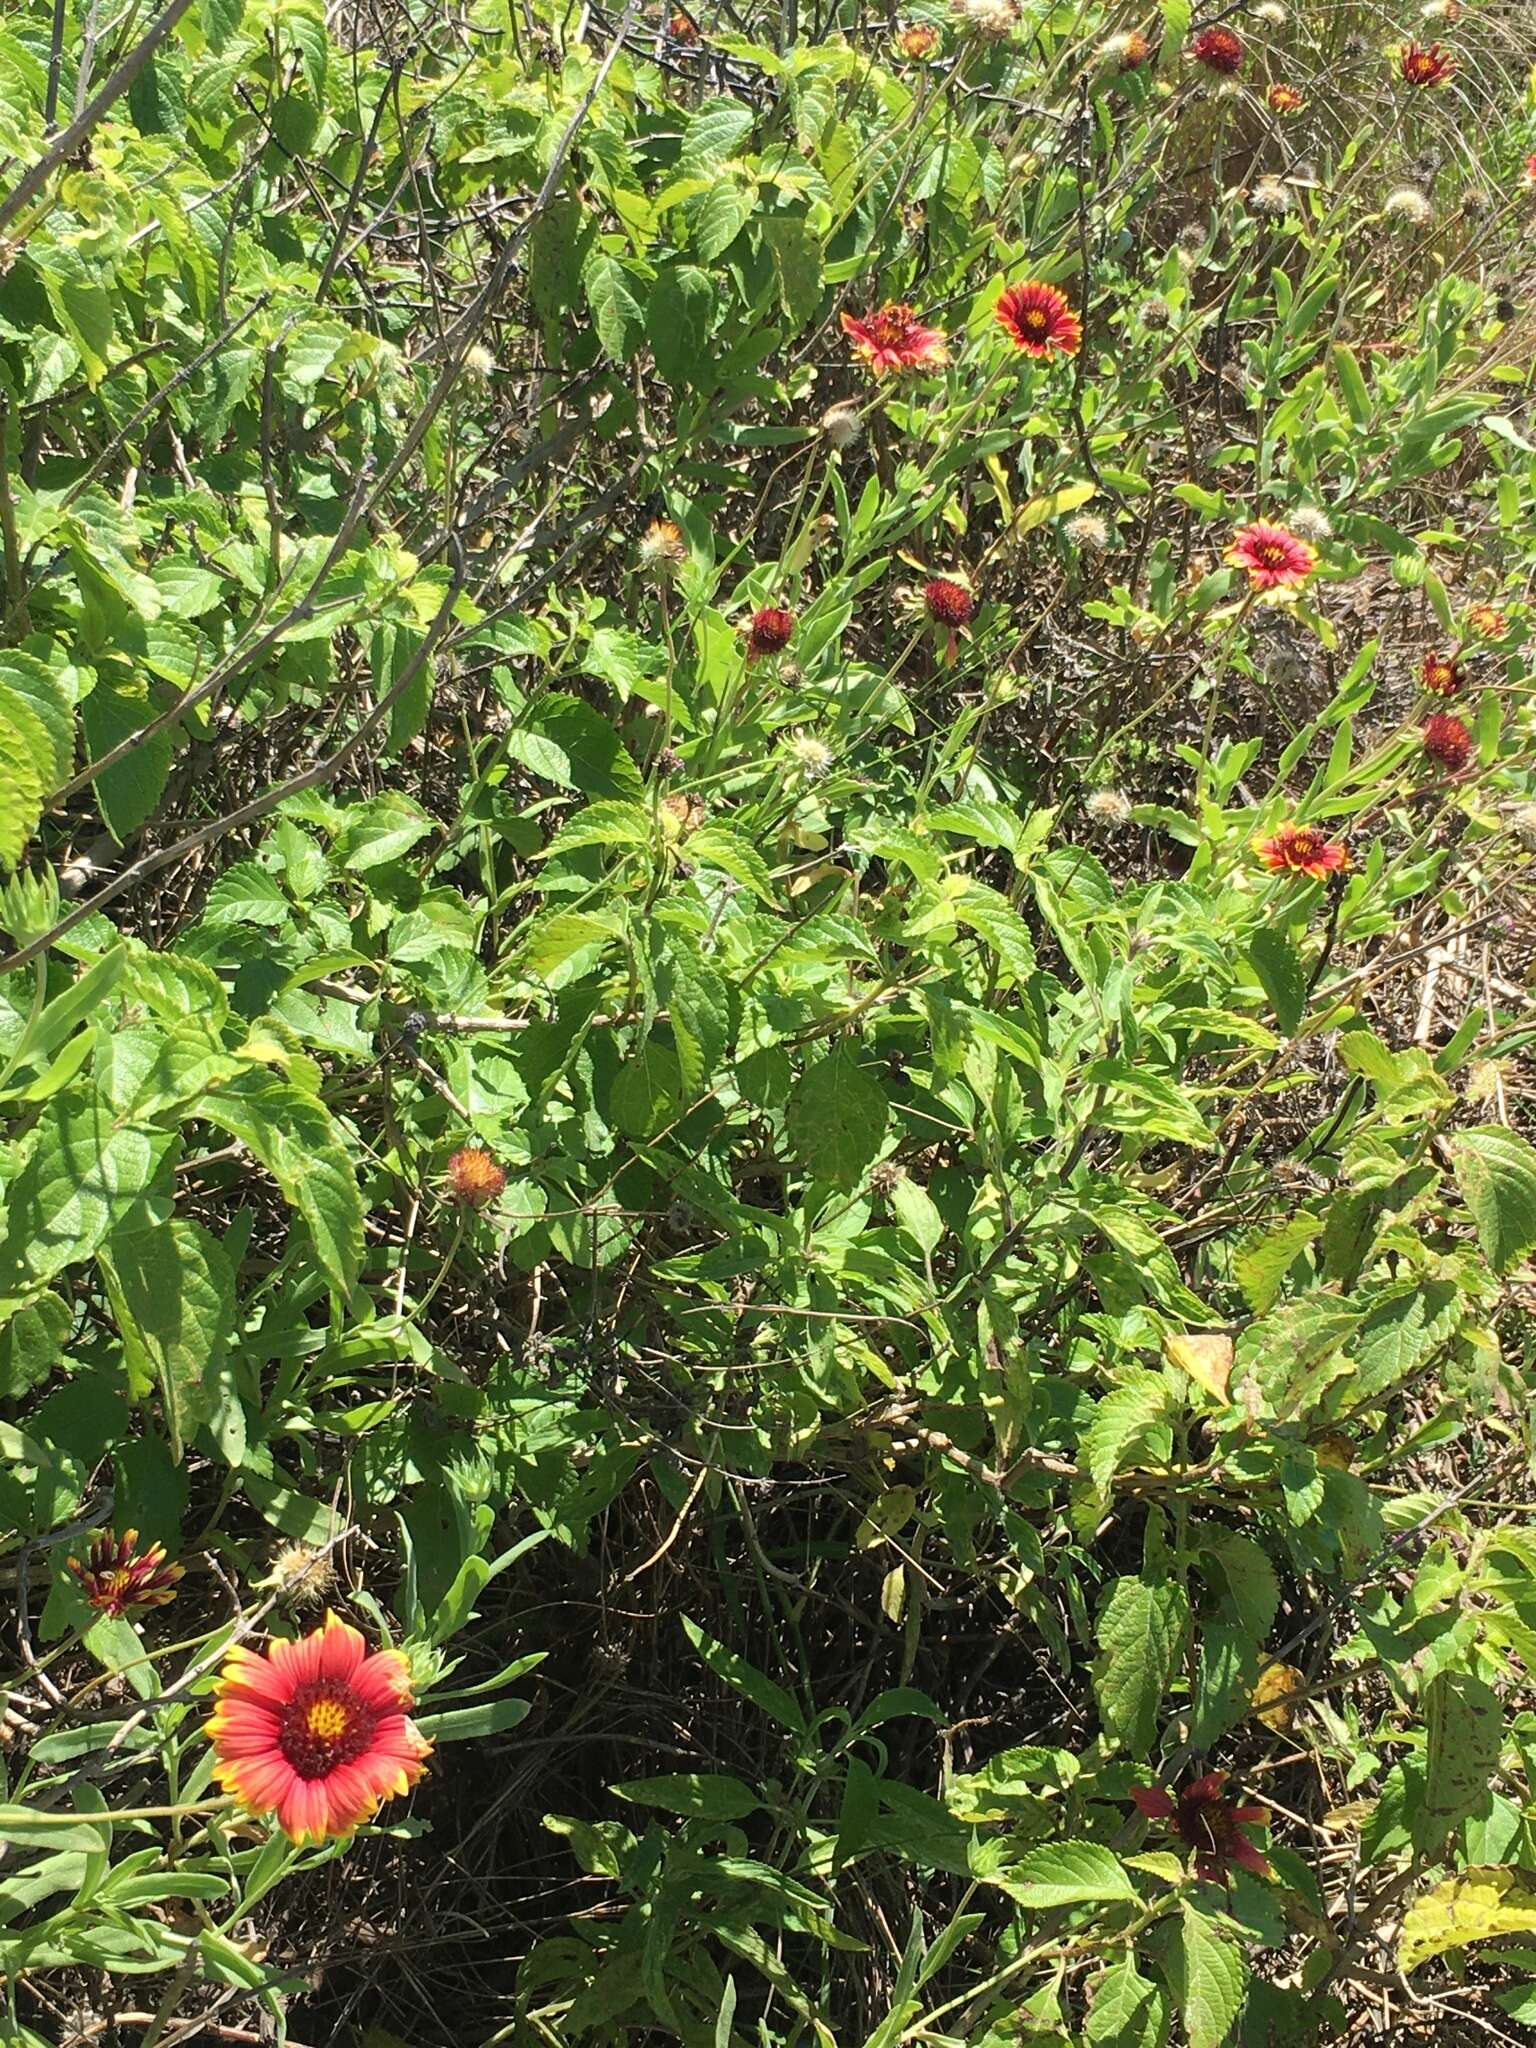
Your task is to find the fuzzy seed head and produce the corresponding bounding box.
[953,0,1019,36]
[1085,788,1133,826]
[820,402,864,449]
[1384,185,1433,226]
[269,1542,338,1610]
[637,518,688,575]
[1064,511,1111,551]
[1099,29,1151,68]
[786,732,836,779]
[447,1145,507,1208]
[1287,505,1333,543]
[1248,177,1292,216]
[464,344,496,379]
[1140,295,1172,329]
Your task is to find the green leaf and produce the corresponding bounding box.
[1419,1669,1501,1853]
[80,679,173,842]
[584,253,647,363]
[413,1696,531,1743]
[1093,1571,1188,1752]
[1085,1957,1166,2047]
[682,1615,803,1731]
[202,1072,363,1297]
[540,800,652,860]
[0,1096,172,1291]
[1445,1126,1536,1273]
[510,694,643,799]
[1170,1906,1249,2048]
[764,216,824,333]
[0,651,73,788]
[1399,1866,1536,1974]
[332,793,434,870]
[678,98,756,175]
[198,862,291,928]
[648,266,718,388]
[1248,927,1307,1035]
[786,1049,889,1189]
[0,707,44,870]
[687,823,777,904]
[691,177,754,261]
[1233,1210,1322,1314]
[953,883,1037,984]
[613,1773,763,1820]
[669,956,731,1095]
[1080,1372,1172,1500]
[201,0,245,54]
[99,1219,236,1461]
[995,1840,1137,1908]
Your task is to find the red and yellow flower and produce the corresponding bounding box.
[67,1530,183,1618]
[446,1146,507,1208]
[1420,650,1462,696]
[1422,712,1472,770]
[1253,820,1349,878]
[1464,603,1509,642]
[1131,1771,1272,1883]
[1266,82,1305,114]
[1189,26,1244,73]
[839,302,949,376]
[995,281,1081,359]
[745,605,796,662]
[1224,520,1318,592]
[895,22,940,57]
[206,1612,432,1846]
[1398,40,1455,86]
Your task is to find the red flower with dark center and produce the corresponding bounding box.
[839,302,948,376]
[1189,25,1244,73]
[447,1145,506,1208]
[205,1612,433,1846]
[1224,521,1318,591]
[1399,40,1455,86]
[924,577,975,628]
[1421,651,1462,696]
[995,281,1082,359]
[745,605,796,662]
[1253,820,1349,878]
[1422,712,1472,770]
[1131,1771,1272,1883]
[1465,604,1509,641]
[1266,83,1305,114]
[67,1530,183,1618]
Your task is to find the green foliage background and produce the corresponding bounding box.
[3,0,1536,2041]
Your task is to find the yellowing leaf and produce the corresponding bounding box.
[1251,1662,1306,1732]
[1012,479,1096,536]
[1163,1331,1233,1404]
[1399,1866,1536,1974]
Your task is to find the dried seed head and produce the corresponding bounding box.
[446,1145,507,1207]
[269,1542,337,1610]
[786,732,836,780]
[637,518,688,576]
[1140,295,1172,329]
[1084,788,1133,826]
[1384,186,1433,226]
[464,344,497,379]
[868,1159,908,1196]
[1248,177,1292,216]
[1287,505,1333,543]
[820,402,864,449]
[953,0,1020,36]
[1064,511,1111,551]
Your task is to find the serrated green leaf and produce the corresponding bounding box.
[1234,1210,1322,1314]
[1248,926,1307,1036]
[1094,1572,1188,1752]
[994,1840,1137,1908]
[202,1072,363,1298]
[1080,1372,1172,1499]
[786,1049,889,1190]
[1171,1906,1249,2048]
[1445,1126,1536,1273]
[1419,1669,1501,1854]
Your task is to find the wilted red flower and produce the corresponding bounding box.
[896,21,940,56]
[1131,1771,1272,1883]
[1266,82,1305,113]
[446,1146,507,1208]
[669,9,699,40]
[1224,521,1318,591]
[1189,25,1244,72]
[924,577,975,628]
[745,605,796,662]
[205,1612,432,1846]
[1421,651,1462,696]
[1526,153,1536,183]
[1422,712,1472,770]
[1398,40,1455,86]
[840,302,948,376]
[1253,820,1349,878]
[995,281,1081,359]
[1465,603,1509,641]
[67,1530,183,1618]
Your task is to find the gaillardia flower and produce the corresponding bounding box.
[206,1613,432,1846]
[1421,650,1462,695]
[745,605,796,662]
[67,1530,183,1618]
[1398,39,1455,85]
[1422,712,1472,770]
[995,281,1081,358]
[1189,26,1244,72]
[840,302,948,376]
[1224,521,1318,591]
[896,21,940,57]
[446,1145,507,1208]
[924,576,976,663]
[1465,603,1509,641]
[1253,820,1349,878]
[1266,82,1305,113]
[1131,1771,1272,1883]
[1100,29,1151,69]
[669,9,699,41]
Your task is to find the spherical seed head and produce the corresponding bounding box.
[1140,295,1172,329]
[1085,788,1133,826]
[1099,29,1151,69]
[637,518,688,576]
[1384,186,1433,226]
[924,576,975,627]
[1064,511,1111,551]
[1178,219,1209,251]
[1249,178,1292,216]
[447,1145,506,1207]
[745,605,795,661]
[868,1159,907,1196]
[270,1542,338,1610]
[953,0,1020,37]
[1287,505,1333,543]
[820,402,864,449]
[1511,802,1536,850]
[464,344,496,379]
[655,745,684,776]
[1343,32,1368,57]
[669,9,699,40]
[1421,711,1472,770]
[786,732,836,779]
[1255,1,1286,18]
[1460,186,1490,216]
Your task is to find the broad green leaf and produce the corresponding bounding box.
[1094,1571,1188,1752]
[1234,1211,1322,1314]
[669,956,731,1095]
[1399,1866,1536,1974]
[510,694,644,799]
[679,99,756,174]
[1418,1669,1501,1853]
[0,1096,172,1290]
[1445,1126,1536,1272]
[993,1840,1137,1908]
[540,800,652,860]
[1247,927,1306,1035]
[687,823,777,904]
[202,1072,363,1297]
[613,1773,762,1820]
[1081,1372,1172,1498]
[786,1049,888,1189]
[1085,1956,1165,2047]
[100,1219,236,1460]
[1170,1906,1249,2048]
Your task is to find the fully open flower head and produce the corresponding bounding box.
[1225,521,1318,592]
[840,302,948,376]
[1267,82,1305,113]
[1189,26,1244,72]
[67,1530,183,1618]
[447,1145,506,1208]
[995,281,1081,359]
[1253,820,1349,878]
[1399,39,1455,85]
[1421,650,1462,695]
[206,1612,432,1846]
[1422,711,1473,770]
[745,605,796,663]
[1132,1771,1272,1883]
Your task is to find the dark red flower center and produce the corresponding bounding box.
[279,1681,377,1779]
[925,578,974,625]
[1253,540,1291,568]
